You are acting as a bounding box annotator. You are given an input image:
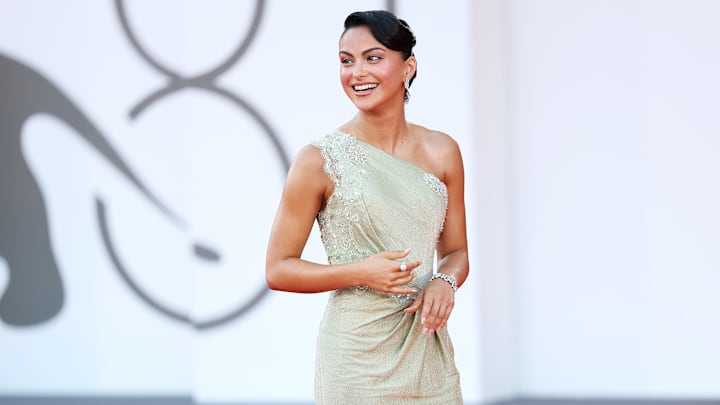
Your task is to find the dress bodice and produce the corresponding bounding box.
[313,131,448,296]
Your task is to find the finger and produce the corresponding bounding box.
[438,313,451,332]
[386,247,412,260]
[391,286,418,295]
[441,302,456,330]
[435,299,454,327]
[392,271,416,283]
[441,301,454,321]
[404,301,420,313]
[424,307,441,330]
[431,308,448,330]
[424,299,450,330]
[395,260,415,273]
[421,300,435,327]
[394,260,421,275]
[404,260,422,272]
[404,291,424,313]
[438,317,449,332]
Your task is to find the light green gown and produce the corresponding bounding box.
[312,131,462,404]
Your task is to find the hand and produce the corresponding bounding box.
[359,248,421,294]
[404,277,455,335]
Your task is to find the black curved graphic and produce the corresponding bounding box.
[114,0,288,172]
[100,0,289,328]
[0,54,184,326]
[116,0,263,85]
[97,198,269,329]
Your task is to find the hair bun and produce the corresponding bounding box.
[398,18,416,48]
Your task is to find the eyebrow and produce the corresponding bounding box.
[338,47,385,57]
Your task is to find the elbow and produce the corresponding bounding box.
[265,262,286,291]
[265,267,280,291]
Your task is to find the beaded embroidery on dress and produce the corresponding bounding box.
[311,131,462,404]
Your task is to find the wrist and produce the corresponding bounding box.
[430,272,458,292]
[345,261,366,288]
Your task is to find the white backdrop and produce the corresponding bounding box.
[0,0,480,403]
[471,0,720,401]
[506,0,720,398]
[10,0,716,402]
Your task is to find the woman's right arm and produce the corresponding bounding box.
[265,145,418,294]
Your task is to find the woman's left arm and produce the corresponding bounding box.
[404,134,469,334]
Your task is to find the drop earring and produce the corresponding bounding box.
[403,77,410,103]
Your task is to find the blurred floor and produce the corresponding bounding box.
[494,400,720,405]
[0,398,719,405]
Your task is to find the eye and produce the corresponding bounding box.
[340,57,354,65]
[368,55,382,62]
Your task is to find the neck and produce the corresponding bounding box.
[347,107,409,154]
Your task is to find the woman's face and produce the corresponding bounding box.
[338,26,413,112]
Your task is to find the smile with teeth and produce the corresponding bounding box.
[353,83,378,91]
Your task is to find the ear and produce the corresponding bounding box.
[404,55,417,78]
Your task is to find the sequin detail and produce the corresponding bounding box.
[314,132,370,265]
[424,172,449,247]
[424,172,448,198]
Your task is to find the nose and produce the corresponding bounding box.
[353,61,367,78]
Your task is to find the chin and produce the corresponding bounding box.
[349,97,382,113]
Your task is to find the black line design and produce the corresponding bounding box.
[100,0,288,327]
[97,198,269,329]
[0,54,183,325]
[115,0,265,119]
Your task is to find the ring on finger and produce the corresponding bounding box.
[399,262,407,271]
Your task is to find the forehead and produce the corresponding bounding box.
[339,26,383,50]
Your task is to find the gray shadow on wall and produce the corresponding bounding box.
[0,54,182,326]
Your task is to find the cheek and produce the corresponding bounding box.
[375,65,399,82]
[339,67,352,84]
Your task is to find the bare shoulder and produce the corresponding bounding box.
[285,143,331,185]
[409,124,463,181]
[284,143,330,194]
[411,124,461,155]
[293,143,325,169]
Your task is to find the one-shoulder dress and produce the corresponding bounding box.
[312,131,462,404]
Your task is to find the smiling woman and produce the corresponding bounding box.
[266,10,468,404]
[339,10,417,106]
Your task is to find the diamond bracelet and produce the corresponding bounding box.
[430,272,458,292]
